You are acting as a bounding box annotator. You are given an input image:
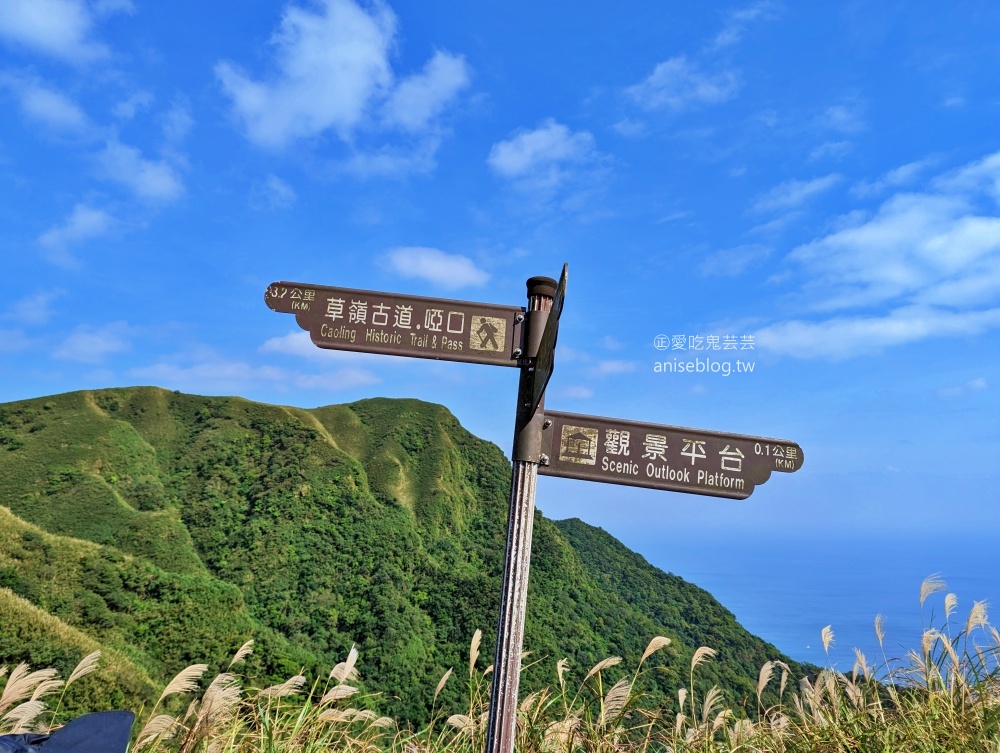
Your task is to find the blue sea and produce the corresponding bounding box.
[618,532,1000,673]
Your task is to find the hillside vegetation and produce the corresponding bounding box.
[0,387,809,720]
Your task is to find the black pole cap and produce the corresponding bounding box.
[526,276,557,299]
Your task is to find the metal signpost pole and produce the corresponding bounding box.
[485,276,556,753]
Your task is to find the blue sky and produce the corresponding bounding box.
[2,0,1000,667]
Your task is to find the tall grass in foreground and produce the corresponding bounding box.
[3,576,1000,752]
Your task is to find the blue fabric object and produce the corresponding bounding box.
[0,734,49,753]
[44,711,134,753]
[0,711,134,753]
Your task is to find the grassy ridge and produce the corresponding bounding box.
[0,387,811,721]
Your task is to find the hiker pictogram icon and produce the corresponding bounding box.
[471,316,506,352]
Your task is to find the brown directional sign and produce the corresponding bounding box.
[529,264,567,414]
[539,410,804,499]
[265,281,524,367]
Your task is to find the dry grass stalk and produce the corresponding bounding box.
[837,673,863,711]
[601,678,630,726]
[180,673,242,753]
[700,686,723,725]
[228,640,254,669]
[921,629,937,658]
[727,717,752,747]
[966,600,989,635]
[585,656,621,682]
[0,666,59,714]
[134,713,179,750]
[556,658,569,687]
[852,648,870,681]
[469,630,481,676]
[317,708,352,723]
[158,664,208,705]
[641,636,671,664]
[920,573,946,607]
[518,691,539,714]
[66,651,101,686]
[690,647,716,672]
[946,593,959,620]
[775,660,790,698]
[29,679,63,703]
[447,713,474,732]
[821,625,835,653]
[331,645,360,683]
[321,684,358,704]
[260,675,305,698]
[2,700,46,733]
[544,716,580,750]
[875,613,886,646]
[433,668,452,702]
[712,708,733,733]
[756,661,774,705]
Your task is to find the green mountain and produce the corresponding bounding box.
[0,387,808,720]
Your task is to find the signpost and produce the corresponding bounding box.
[263,265,804,753]
[527,265,566,414]
[539,411,803,499]
[265,281,525,367]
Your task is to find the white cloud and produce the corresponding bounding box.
[817,102,866,134]
[3,290,63,326]
[755,306,1000,359]
[0,329,33,353]
[260,330,387,363]
[384,247,489,288]
[938,377,988,398]
[216,0,396,149]
[162,102,193,142]
[130,357,378,393]
[752,174,840,213]
[487,119,599,193]
[601,336,624,350]
[215,0,468,171]
[612,118,648,138]
[92,0,134,15]
[0,73,88,131]
[625,56,739,112]
[97,139,184,201]
[757,150,1000,358]
[0,0,124,63]
[488,120,595,177]
[381,50,469,131]
[250,174,297,210]
[112,90,153,120]
[37,204,114,266]
[708,0,780,50]
[560,386,594,399]
[852,158,936,198]
[592,360,636,376]
[809,141,852,162]
[791,192,1000,310]
[934,151,1000,202]
[700,244,772,276]
[338,136,440,177]
[54,321,132,363]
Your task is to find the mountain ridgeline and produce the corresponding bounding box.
[0,387,808,719]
